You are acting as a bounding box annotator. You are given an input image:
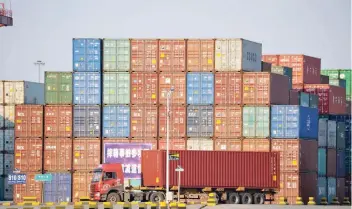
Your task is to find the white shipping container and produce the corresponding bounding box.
[0,81,4,104]
[4,81,44,105]
[4,154,14,175]
[0,105,4,128]
[4,105,15,128]
[187,139,214,150]
[0,129,14,151]
[318,118,328,147]
[215,39,262,72]
[327,120,337,148]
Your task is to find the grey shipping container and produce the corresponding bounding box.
[3,81,44,105]
[309,94,319,109]
[327,120,337,148]
[318,118,327,147]
[336,122,346,150]
[187,105,213,137]
[0,129,14,152]
[73,105,101,138]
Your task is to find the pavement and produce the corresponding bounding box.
[201,205,351,209]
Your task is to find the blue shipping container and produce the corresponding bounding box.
[327,177,336,204]
[44,173,71,203]
[73,38,102,72]
[318,148,327,176]
[73,72,101,105]
[187,73,214,105]
[326,115,351,149]
[316,177,327,204]
[271,105,319,139]
[336,150,346,177]
[103,105,130,138]
[299,92,310,107]
[346,149,351,176]
[73,105,101,137]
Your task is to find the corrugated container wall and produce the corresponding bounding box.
[0,154,13,175]
[1,176,13,200]
[73,38,102,72]
[187,39,214,72]
[329,79,346,89]
[262,55,279,65]
[187,106,213,137]
[102,105,130,138]
[14,138,42,172]
[44,105,72,138]
[270,66,293,90]
[15,105,44,138]
[44,138,72,172]
[73,72,101,105]
[215,39,262,72]
[159,105,186,138]
[327,120,337,148]
[130,105,157,138]
[13,172,42,203]
[316,177,327,204]
[43,173,72,203]
[73,139,100,171]
[299,92,310,107]
[3,81,44,105]
[318,118,327,147]
[336,122,346,150]
[3,105,15,128]
[317,148,327,176]
[327,148,337,177]
[326,115,351,149]
[158,138,186,150]
[214,139,241,151]
[336,151,345,177]
[242,106,270,138]
[187,73,214,105]
[72,172,93,202]
[242,139,270,152]
[214,106,242,138]
[289,90,299,105]
[320,75,329,84]
[103,39,130,72]
[0,129,14,151]
[339,70,351,99]
[103,73,130,104]
[214,72,242,105]
[261,61,272,72]
[159,39,186,72]
[327,177,337,204]
[309,94,319,109]
[187,138,214,150]
[130,39,158,72]
[45,72,73,104]
[159,73,186,105]
[73,105,100,138]
[131,73,158,105]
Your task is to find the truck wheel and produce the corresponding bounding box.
[228,193,240,204]
[241,193,253,204]
[150,192,165,202]
[107,192,121,202]
[253,193,265,204]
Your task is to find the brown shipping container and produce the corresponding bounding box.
[289,90,300,105]
[292,84,304,91]
[142,150,280,189]
[72,172,93,202]
[44,138,72,172]
[158,138,186,150]
[15,105,44,138]
[159,73,186,104]
[159,105,186,138]
[242,139,270,152]
[242,73,289,105]
[131,139,157,150]
[131,39,158,72]
[131,105,158,138]
[44,105,72,138]
[261,61,272,72]
[214,106,242,138]
[271,139,318,172]
[215,72,242,105]
[336,178,345,203]
[73,139,100,171]
[13,172,42,203]
[327,148,337,177]
[214,139,241,151]
[262,55,279,65]
[131,73,158,105]
[159,39,186,72]
[14,138,42,172]
[187,39,214,72]
[320,75,330,84]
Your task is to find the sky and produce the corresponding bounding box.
[0,0,351,83]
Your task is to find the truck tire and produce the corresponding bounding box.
[107,192,121,202]
[228,193,240,204]
[150,192,165,202]
[253,193,265,204]
[241,193,253,204]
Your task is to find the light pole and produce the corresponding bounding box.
[34,60,45,83]
[166,87,174,205]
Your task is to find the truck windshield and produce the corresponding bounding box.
[92,171,102,182]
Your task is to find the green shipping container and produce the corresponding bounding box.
[243,106,270,138]
[103,39,130,72]
[339,70,351,100]
[103,72,130,104]
[45,72,73,104]
[321,69,340,79]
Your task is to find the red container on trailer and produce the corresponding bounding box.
[44,105,72,138]
[15,105,44,138]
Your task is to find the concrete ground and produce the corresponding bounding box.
[200,205,351,209]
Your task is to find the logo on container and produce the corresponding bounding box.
[306,115,311,131]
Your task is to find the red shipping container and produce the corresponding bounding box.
[73,139,100,171]
[159,105,186,138]
[327,148,337,177]
[215,72,242,105]
[15,105,43,138]
[131,73,158,105]
[14,138,42,172]
[271,139,318,172]
[44,105,72,138]
[336,178,345,203]
[159,39,186,72]
[158,138,186,150]
[131,138,157,150]
[187,39,214,72]
[292,84,304,91]
[13,172,42,203]
[131,39,158,72]
[289,90,300,105]
[214,139,241,151]
[262,55,279,65]
[214,106,242,138]
[44,138,72,172]
[159,73,186,104]
[72,172,93,202]
[304,84,346,114]
[242,139,270,152]
[131,105,158,138]
[242,73,289,105]
[142,150,280,189]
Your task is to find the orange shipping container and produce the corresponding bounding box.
[14,138,42,172]
[214,106,242,138]
[159,73,186,104]
[242,139,270,152]
[187,39,214,72]
[262,55,279,65]
[159,39,186,72]
[13,172,42,203]
[131,105,158,138]
[158,138,186,150]
[131,73,158,105]
[72,172,93,202]
[214,138,242,151]
[159,105,186,138]
[44,138,72,172]
[214,73,242,105]
[15,105,44,138]
[131,39,158,72]
[73,139,100,171]
[44,105,72,138]
[131,138,157,150]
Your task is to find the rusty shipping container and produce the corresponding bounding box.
[142,150,280,189]
[214,105,242,138]
[214,72,242,105]
[327,148,337,177]
[214,139,242,151]
[73,139,100,171]
[159,39,186,72]
[130,105,158,138]
[130,138,158,150]
[131,73,158,105]
[13,172,42,203]
[44,105,72,138]
[242,72,289,105]
[187,39,214,72]
[242,139,270,152]
[15,105,44,138]
[72,172,93,202]
[44,138,72,172]
[14,138,43,172]
[271,139,318,172]
[159,73,186,105]
[131,39,158,72]
[158,138,186,150]
[159,105,186,138]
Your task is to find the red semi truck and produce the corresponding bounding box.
[90,150,280,204]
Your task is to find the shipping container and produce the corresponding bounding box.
[73,139,100,171]
[327,148,337,177]
[73,105,100,138]
[73,72,101,105]
[2,154,14,175]
[299,92,310,107]
[318,118,328,147]
[321,70,339,80]
[187,105,213,137]
[44,105,72,138]
[159,105,186,138]
[130,105,157,138]
[214,105,242,138]
[131,73,158,105]
[187,39,214,72]
[346,101,351,114]
[243,106,270,138]
[0,176,13,200]
[72,172,93,202]
[262,55,279,65]
[131,39,158,72]
[318,148,327,176]
[103,39,130,72]
[271,105,318,139]
[73,38,102,72]
[214,72,242,105]
[186,138,213,150]
[261,61,272,72]
[3,105,14,128]
[15,105,43,138]
[214,138,241,151]
[327,177,337,204]
[103,73,130,104]
[320,75,330,84]
[292,84,304,91]
[215,39,262,72]
[0,129,14,151]
[336,178,345,204]
[0,105,4,128]
[3,81,44,105]
[159,73,186,105]
[309,94,319,109]
[45,72,73,104]
[43,173,72,203]
[13,172,42,203]
[158,138,186,150]
[242,139,270,152]
[316,177,327,204]
[187,73,214,105]
[103,105,130,138]
[325,115,351,149]
[289,90,299,105]
[339,70,351,99]
[346,149,351,176]
[336,122,346,150]
[327,120,337,148]
[271,139,317,172]
[242,72,289,105]
[336,150,346,178]
[159,39,186,72]
[44,138,72,172]
[14,138,42,172]
[330,79,346,89]
[102,138,130,144]
[304,84,346,114]
[270,66,293,90]
[0,81,3,104]
[130,139,158,150]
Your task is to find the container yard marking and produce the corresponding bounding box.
[34,174,53,182]
[7,173,26,185]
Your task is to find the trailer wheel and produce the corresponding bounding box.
[228,193,240,204]
[241,193,253,204]
[150,192,165,202]
[107,192,121,202]
[253,193,265,204]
